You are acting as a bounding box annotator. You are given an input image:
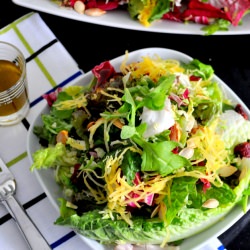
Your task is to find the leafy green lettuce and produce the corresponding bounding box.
[54,157,250,245]
[128,0,171,25]
[30,143,78,171]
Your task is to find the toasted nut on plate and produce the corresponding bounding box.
[85,8,106,17]
[74,1,85,14]
[218,165,238,177]
[202,198,219,208]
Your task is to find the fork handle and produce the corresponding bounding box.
[3,195,51,250]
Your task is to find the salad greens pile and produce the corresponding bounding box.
[31,52,250,248]
[55,0,250,35]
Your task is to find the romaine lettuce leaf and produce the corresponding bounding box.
[30,143,78,171]
[128,0,171,26]
[53,154,250,245]
[54,202,232,245]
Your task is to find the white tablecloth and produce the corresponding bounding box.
[0,12,226,250]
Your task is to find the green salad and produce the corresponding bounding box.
[30,52,250,248]
[55,0,250,35]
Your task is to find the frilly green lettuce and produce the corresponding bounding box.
[30,143,78,171]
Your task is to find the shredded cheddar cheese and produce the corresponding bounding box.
[88,117,124,152]
[88,118,106,148]
[53,94,87,110]
[95,144,219,226]
[61,56,230,230]
[138,0,156,27]
[120,55,184,83]
[99,90,123,105]
[188,119,230,186]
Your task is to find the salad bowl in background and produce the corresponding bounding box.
[13,0,250,35]
[27,48,250,250]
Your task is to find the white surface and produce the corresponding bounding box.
[13,0,250,35]
[27,48,250,250]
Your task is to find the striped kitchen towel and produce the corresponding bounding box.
[0,12,90,250]
[0,12,227,250]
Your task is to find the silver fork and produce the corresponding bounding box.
[0,156,51,250]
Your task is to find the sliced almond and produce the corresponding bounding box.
[74,1,85,14]
[85,8,106,17]
[202,198,219,209]
[179,147,194,159]
[218,165,238,177]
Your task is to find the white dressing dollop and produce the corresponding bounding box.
[140,98,175,138]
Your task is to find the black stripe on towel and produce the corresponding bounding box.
[0,193,47,225]
[26,39,58,63]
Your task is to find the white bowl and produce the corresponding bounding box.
[27,47,250,250]
[13,0,250,35]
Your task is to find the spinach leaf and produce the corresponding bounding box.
[121,150,142,185]
[133,136,190,176]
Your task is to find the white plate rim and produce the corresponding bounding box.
[13,0,250,35]
[27,47,250,250]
